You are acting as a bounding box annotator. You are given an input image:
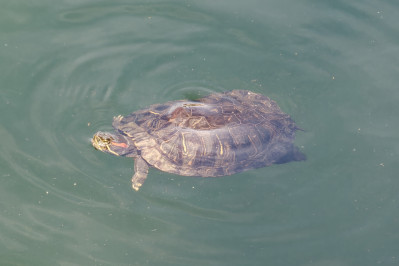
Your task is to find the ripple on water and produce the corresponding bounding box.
[3,3,307,263]
[21,1,251,209]
[160,80,224,100]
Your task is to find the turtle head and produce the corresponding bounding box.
[92,131,136,157]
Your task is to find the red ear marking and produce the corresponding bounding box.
[112,142,128,148]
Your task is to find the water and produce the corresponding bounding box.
[1,0,399,265]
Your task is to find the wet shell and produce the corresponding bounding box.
[112,90,305,177]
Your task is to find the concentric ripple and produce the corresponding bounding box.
[7,1,284,211]
[0,1,327,264]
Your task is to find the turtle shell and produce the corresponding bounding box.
[112,90,304,177]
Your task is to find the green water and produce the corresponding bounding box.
[1,1,399,265]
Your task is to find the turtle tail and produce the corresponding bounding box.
[275,146,306,164]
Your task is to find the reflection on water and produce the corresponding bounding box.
[160,81,223,100]
[1,0,399,265]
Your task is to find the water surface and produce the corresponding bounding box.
[1,0,399,265]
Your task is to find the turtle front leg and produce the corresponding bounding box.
[132,156,149,191]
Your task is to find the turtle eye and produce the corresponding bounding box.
[103,137,112,145]
[94,135,113,148]
[97,135,113,144]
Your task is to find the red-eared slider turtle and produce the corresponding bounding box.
[92,90,305,191]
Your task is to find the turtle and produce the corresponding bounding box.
[91,90,305,191]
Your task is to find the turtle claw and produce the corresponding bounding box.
[131,173,146,191]
[132,182,142,191]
